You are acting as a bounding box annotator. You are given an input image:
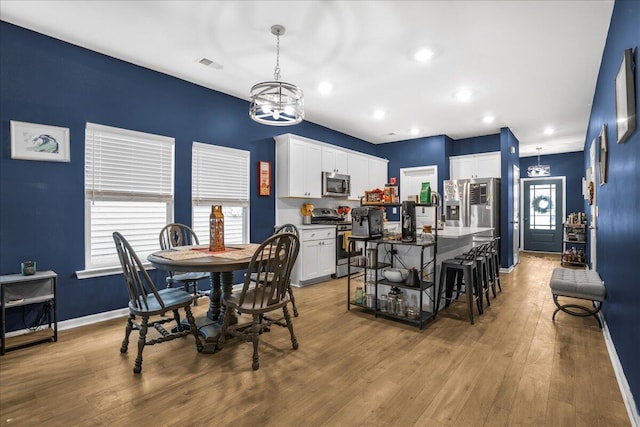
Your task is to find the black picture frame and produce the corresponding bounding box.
[599,124,608,185]
[615,48,636,143]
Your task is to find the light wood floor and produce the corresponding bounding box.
[0,253,630,426]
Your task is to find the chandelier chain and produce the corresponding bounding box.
[274,31,281,81]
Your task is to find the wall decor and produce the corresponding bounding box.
[599,124,608,185]
[615,48,636,143]
[10,120,70,162]
[258,161,271,196]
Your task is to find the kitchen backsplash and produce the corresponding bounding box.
[275,197,360,226]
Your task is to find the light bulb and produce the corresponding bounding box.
[261,105,272,114]
[273,110,281,120]
[284,106,294,115]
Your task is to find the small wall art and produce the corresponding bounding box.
[615,48,636,143]
[258,161,271,196]
[599,124,608,185]
[11,120,70,162]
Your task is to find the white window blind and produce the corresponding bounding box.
[192,142,249,244]
[84,123,175,271]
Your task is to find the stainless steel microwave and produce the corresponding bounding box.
[322,172,350,197]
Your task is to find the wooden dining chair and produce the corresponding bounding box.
[249,224,300,316]
[158,223,210,305]
[113,232,203,373]
[217,231,300,370]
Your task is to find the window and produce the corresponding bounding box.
[192,142,250,245]
[82,123,174,275]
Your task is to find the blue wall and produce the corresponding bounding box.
[519,151,585,215]
[0,22,376,326]
[582,0,640,412]
[500,128,520,268]
[451,133,501,156]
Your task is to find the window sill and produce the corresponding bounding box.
[76,263,155,279]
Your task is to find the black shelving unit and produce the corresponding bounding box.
[346,203,439,329]
[561,223,587,268]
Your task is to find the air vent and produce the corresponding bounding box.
[387,132,397,136]
[195,57,223,70]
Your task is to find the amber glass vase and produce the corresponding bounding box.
[209,205,225,252]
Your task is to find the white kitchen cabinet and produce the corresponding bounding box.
[292,227,336,286]
[347,154,388,200]
[368,157,388,190]
[322,146,348,174]
[449,152,501,179]
[275,135,322,198]
[347,153,369,201]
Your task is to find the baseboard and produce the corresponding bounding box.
[603,317,639,427]
[500,265,515,274]
[5,308,129,338]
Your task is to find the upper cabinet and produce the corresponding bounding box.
[450,152,501,180]
[347,154,389,201]
[275,133,388,200]
[321,147,348,174]
[348,153,369,201]
[275,135,322,198]
[368,157,388,190]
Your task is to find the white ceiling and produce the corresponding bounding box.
[0,0,614,157]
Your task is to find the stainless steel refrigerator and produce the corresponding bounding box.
[444,178,501,239]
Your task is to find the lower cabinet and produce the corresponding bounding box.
[292,227,336,286]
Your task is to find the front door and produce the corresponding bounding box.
[523,178,563,252]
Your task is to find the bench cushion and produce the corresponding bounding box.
[549,268,606,301]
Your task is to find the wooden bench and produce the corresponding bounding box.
[549,267,606,328]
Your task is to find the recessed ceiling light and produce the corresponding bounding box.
[482,115,495,124]
[373,109,385,120]
[454,89,472,102]
[317,81,333,95]
[544,127,555,135]
[414,48,434,62]
[410,128,420,136]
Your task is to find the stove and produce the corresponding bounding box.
[309,208,360,278]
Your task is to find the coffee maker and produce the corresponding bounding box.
[351,207,383,238]
[401,201,416,242]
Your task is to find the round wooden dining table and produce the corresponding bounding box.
[147,244,260,350]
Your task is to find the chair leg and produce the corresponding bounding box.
[283,304,299,350]
[216,307,233,351]
[184,305,203,352]
[493,252,502,292]
[288,284,299,317]
[134,316,149,374]
[120,313,134,353]
[172,309,183,332]
[251,314,262,371]
[464,267,474,325]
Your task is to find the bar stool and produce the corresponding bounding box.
[488,238,502,294]
[437,246,483,324]
[455,242,492,309]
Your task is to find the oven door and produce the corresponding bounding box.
[335,230,361,278]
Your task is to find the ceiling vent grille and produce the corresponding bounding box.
[195,57,223,70]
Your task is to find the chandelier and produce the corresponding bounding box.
[527,147,551,177]
[249,25,304,126]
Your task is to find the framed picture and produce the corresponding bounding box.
[615,48,636,143]
[11,120,70,162]
[599,124,608,185]
[258,160,271,196]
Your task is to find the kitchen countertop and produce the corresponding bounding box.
[275,224,337,230]
[436,226,494,239]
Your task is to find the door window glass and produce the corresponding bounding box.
[529,183,556,230]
